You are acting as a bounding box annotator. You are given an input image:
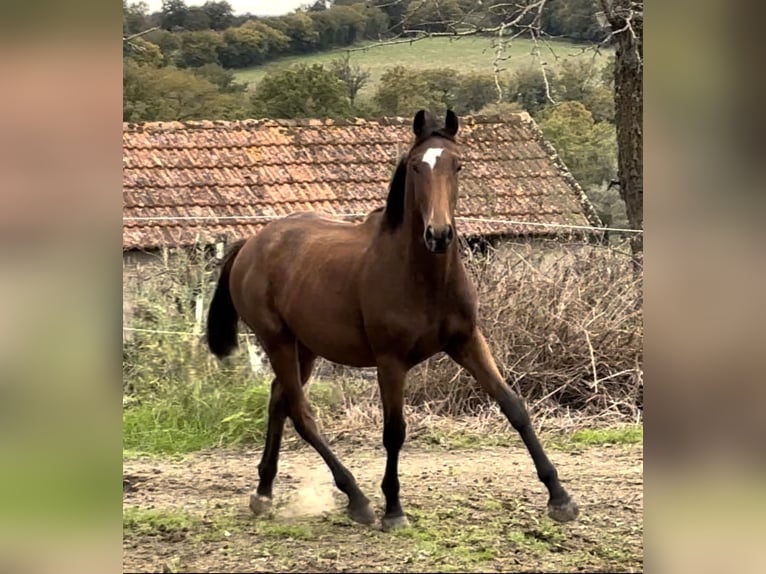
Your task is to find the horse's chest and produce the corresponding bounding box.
[367,306,471,366]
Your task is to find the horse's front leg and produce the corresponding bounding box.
[376,356,410,530]
[448,328,579,522]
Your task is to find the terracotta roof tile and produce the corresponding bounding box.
[123,114,601,250]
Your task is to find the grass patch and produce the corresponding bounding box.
[234,36,612,100]
[123,507,196,539]
[571,426,643,446]
[393,509,505,567]
[122,376,272,454]
[546,424,643,451]
[256,521,316,540]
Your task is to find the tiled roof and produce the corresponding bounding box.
[123,113,601,250]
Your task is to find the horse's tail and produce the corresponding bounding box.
[206,240,246,360]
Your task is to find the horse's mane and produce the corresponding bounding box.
[383,155,408,229]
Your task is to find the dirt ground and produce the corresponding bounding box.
[123,441,643,573]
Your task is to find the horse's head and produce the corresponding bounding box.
[407,109,462,254]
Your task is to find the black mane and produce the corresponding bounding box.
[383,155,408,229]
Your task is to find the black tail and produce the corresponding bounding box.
[206,240,246,359]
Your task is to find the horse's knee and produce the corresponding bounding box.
[383,416,406,452]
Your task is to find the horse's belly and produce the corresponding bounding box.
[282,300,376,368]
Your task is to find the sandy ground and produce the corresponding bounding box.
[123,441,643,573]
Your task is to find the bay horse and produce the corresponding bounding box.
[206,109,579,529]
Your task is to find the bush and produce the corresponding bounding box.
[251,64,351,119]
[405,240,643,417]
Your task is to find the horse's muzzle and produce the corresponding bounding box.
[424,224,454,253]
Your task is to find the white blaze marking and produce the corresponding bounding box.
[421,147,444,170]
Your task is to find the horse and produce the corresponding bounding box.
[205,109,579,530]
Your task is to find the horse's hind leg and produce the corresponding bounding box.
[263,334,376,526]
[448,328,579,523]
[250,345,315,516]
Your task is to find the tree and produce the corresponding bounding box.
[539,101,617,190]
[278,12,320,53]
[177,30,223,68]
[598,0,643,260]
[123,37,164,68]
[330,53,370,105]
[123,60,246,121]
[123,1,150,35]
[404,0,464,34]
[508,66,557,116]
[373,66,451,117]
[191,63,248,93]
[542,0,606,43]
[218,21,289,68]
[183,7,211,31]
[160,0,188,30]
[251,64,351,119]
[453,73,499,115]
[202,1,234,30]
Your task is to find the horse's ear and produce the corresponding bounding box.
[413,110,430,137]
[444,109,459,136]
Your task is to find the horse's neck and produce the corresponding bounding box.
[398,220,460,290]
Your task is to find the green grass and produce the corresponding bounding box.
[234,36,611,101]
[570,426,643,446]
[123,507,197,539]
[123,372,346,455]
[122,377,272,454]
[546,425,643,452]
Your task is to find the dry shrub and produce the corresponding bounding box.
[405,238,643,420]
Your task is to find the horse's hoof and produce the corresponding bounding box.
[249,494,273,516]
[547,498,580,523]
[347,502,377,526]
[381,514,410,531]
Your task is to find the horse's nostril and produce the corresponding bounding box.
[425,226,435,241]
[445,225,454,242]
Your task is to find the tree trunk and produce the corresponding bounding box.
[601,1,643,269]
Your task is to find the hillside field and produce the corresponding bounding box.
[234,36,612,102]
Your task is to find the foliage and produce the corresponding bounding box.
[160,0,188,30]
[250,64,351,119]
[329,53,371,104]
[123,60,246,121]
[539,101,617,188]
[554,59,614,122]
[404,0,464,34]
[202,1,234,30]
[373,65,450,116]
[507,65,557,116]
[276,12,321,53]
[123,37,164,68]
[453,72,500,115]
[476,100,525,116]
[542,0,607,43]
[123,0,150,35]
[177,30,224,68]
[218,21,290,68]
[309,4,369,49]
[190,63,248,93]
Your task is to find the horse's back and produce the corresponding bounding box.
[229,211,379,366]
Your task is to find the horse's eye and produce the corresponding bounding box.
[456,163,463,172]
[412,163,420,173]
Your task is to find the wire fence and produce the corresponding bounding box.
[123,213,643,235]
[123,226,643,416]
